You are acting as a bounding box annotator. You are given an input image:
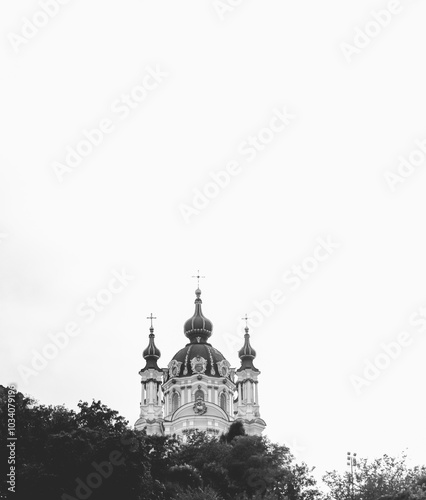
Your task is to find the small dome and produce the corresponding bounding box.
[183,288,213,343]
[141,328,161,371]
[237,328,259,372]
[143,332,161,359]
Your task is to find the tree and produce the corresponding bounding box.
[221,420,246,443]
[323,454,426,500]
[174,486,224,500]
[0,387,158,500]
[172,430,321,500]
[0,387,324,500]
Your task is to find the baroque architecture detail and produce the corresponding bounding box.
[190,355,207,374]
[134,287,266,437]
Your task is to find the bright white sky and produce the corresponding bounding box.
[1,0,426,481]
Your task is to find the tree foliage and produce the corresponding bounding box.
[2,386,424,500]
[323,454,426,500]
[0,386,321,499]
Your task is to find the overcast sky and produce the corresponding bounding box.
[1,0,426,480]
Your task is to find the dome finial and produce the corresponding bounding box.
[146,313,157,333]
[242,313,250,334]
[191,269,205,289]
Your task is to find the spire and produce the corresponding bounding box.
[238,317,258,371]
[183,288,213,343]
[142,314,161,371]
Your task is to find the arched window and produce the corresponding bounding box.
[194,389,204,401]
[220,392,227,411]
[172,392,179,413]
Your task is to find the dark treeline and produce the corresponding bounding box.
[0,386,425,500]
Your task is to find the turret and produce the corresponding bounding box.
[135,314,164,434]
[235,320,266,435]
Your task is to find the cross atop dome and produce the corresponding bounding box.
[242,314,250,332]
[146,313,157,331]
[191,270,205,289]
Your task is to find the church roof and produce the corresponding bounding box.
[165,287,232,380]
[167,342,231,379]
[183,288,213,343]
[237,327,259,372]
[141,326,161,371]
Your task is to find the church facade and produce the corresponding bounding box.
[135,287,266,437]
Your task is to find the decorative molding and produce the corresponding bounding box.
[207,347,216,375]
[168,359,182,378]
[183,345,192,375]
[190,355,207,374]
[217,359,231,377]
[193,398,207,415]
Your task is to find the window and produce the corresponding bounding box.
[220,392,227,411]
[172,392,179,413]
[194,389,204,401]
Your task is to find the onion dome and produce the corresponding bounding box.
[184,288,213,343]
[141,325,161,371]
[237,326,259,372]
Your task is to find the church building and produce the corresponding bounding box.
[135,285,266,437]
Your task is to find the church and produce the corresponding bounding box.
[135,283,266,437]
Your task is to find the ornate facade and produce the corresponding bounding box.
[135,287,266,437]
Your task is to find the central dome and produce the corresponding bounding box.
[183,288,213,343]
[164,288,232,380]
[168,343,230,379]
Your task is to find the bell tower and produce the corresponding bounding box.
[235,319,266,435]
[135,314,164,435]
